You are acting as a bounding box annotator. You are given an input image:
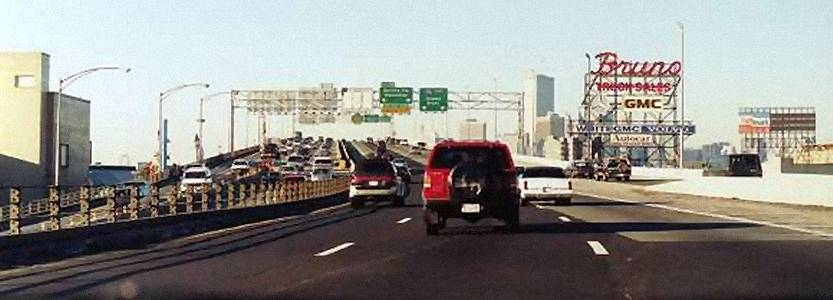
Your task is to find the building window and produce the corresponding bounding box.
[14,75,36,88]
[60,144,69,168]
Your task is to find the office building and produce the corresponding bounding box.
[0,52,91,193]
[523,70,555,153]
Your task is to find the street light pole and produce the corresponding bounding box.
[198,91,232,143]
[158,83,210,172]
[678,22,685,169]
[584,52,593,161]
[54,66,130,186]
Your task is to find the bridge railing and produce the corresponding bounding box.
[1,177,350,236]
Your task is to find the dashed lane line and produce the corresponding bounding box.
[587,241,610,256]
[314,242,355,257]
[396,217,412,224]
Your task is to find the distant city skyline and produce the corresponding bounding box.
[3,0,831,164]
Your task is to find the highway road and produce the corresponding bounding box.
[1,150,832,299]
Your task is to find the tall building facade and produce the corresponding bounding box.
[523,70,555,154]
[0,52,91,193]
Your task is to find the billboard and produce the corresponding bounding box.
[610,134,654,147]
[574,124,695,135]
[620,96,665,111]
[770,113,816,131]
[738,111,770,134]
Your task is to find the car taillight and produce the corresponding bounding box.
[423,175,431,188]
[568,180,573,190]
[523,181,528,190]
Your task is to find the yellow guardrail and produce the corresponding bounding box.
[3,177,351,236]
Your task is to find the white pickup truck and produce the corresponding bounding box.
[518,166,572,205]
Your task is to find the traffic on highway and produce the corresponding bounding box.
[3,1,833,299]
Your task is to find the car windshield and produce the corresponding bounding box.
[522,167,566,178]
[288,156,304,162]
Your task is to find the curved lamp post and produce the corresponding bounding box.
[158,83,210,171]
[55,66,130,185]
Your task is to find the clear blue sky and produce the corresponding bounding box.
[3,0,832,164]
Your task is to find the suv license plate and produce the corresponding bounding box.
[368,181,379,186]
[461,203,481,213]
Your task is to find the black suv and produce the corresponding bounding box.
[422,140,520,235]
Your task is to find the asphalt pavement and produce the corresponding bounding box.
[1,150,832,299]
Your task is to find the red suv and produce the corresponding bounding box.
[422,140,520,235]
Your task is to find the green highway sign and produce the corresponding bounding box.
[362,114,392,123]
[380,87,413,104]
[419,87,448,112]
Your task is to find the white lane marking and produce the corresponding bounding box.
[576,192,833,239]
[587,241,610,256]
[314,242,355,257]
[558,216,572,222]
[396,217,412,224]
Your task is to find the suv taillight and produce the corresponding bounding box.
[568,180,573,190]
[422,169,450,200]
[523,181,528,190]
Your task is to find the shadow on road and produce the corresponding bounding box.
[0,206,376,297]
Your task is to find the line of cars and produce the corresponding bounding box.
[355,138,764,236]
[348,139,577,235]
[178,135,344,192]
[567,158,631,182]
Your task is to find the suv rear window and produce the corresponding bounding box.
[429,146,510,169]
[522,167,566,178]
[356,160,394,176]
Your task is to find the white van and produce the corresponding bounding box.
[180,166,213,192]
